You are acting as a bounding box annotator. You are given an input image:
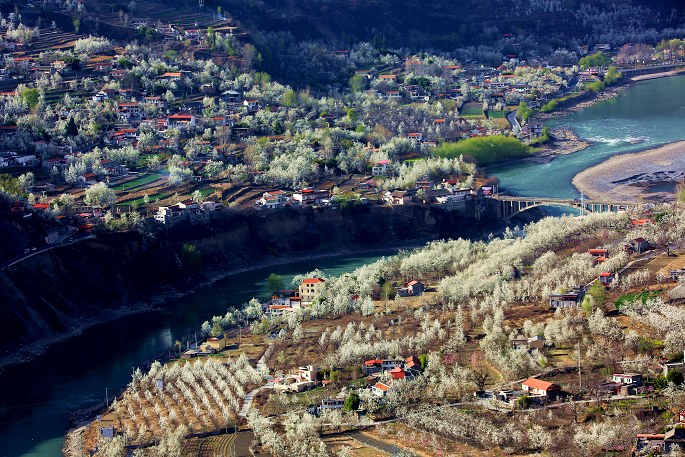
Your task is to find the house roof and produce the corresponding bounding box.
[302,278,325,284]
[407,280,422,286]
[365,359,383,366]
[633,237,646,242]
[390,367,405,379]
[373,383,391,391]
[522,377,560,391]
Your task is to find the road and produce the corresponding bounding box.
[506,110,521,135]
[238,344,274,418]
[0,227,94,271]
[350,430,418,456]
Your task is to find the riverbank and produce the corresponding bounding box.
[0,241,428,373]
[532,82,632,123]
[630,68,685,81]
[572,140,685,201]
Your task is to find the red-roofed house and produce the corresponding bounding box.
[521,378,562,398]
[293,189,328,206]
[389,367,406,380]
[167,114,196,129]
[397,280,425,297]
[372,382,392,397]
[299,277,325,304]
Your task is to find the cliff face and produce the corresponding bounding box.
[0,202,497,351]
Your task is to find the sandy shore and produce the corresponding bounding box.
[631,69,685,81]
[0,242,427,373]
[572,140,685,201]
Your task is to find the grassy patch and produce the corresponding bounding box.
[460,108,484,116]
[614,291,661,310]
[487,111,506,118]
[112,174,162,190]
[433,136,534,166]
[116,193,169,206]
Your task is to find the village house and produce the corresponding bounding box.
[362,359,401,376]
[549,286,585,308]
[385,190,412,205]
[521,123,544,137]
[154,199,211,225]
[78,173,99,186]
[635,429,685,455]
[627,237,650,254]
[521,377,562,399]
[407,132,423,143]
[588,248,609,263]
[293,189,328,206]
[512,335,545,350]
[415,176,433,191]
[243,99,259,112]
[257,190,289,209]
[200,334,226,353]
[160,72,183,82]
[397,280,425,297]
[299,277,325,304]
[372,382,392,397]
[372,159,392,176]
[220,90,242,104]
[144,96,167,109]
[167,114,196,130]
[321,398,345,409]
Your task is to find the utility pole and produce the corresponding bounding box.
[105,387,109,409]
[578,342,582,389]
[580,190,586,216]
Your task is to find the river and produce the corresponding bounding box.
[3,75,685,457]
[489,74,685,214]
[0,252,395,457]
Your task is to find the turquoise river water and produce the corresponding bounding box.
[489,74,685,215]
[2,74,685,456]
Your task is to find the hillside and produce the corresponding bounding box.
[0,201,503,358]
[224,0,685,49]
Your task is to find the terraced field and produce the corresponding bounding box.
[14,30,82,58]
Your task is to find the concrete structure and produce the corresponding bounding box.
[521,377,561,399]
[201,335,226,353]
[489,195,640,220]
[299,277,325,304]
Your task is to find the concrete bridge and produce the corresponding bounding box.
[490,196,639,220]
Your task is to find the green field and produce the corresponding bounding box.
[614,291,661,310]
[487,111,506,118]
[113,174,162,190]
[460,108,484,115]
[116,193,169,206]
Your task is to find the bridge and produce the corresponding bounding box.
[490,196,640,220]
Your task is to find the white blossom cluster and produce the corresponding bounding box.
[110,355,265,447]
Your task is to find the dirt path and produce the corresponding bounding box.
[238,344,274,418]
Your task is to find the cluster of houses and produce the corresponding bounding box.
[153,199,223,225]
[549,236,652,308]
[266,276,327,315]
[256,189,331,210]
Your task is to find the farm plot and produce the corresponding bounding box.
[81,356,265,453]
[459,103,485,119]
[112,173,163,191]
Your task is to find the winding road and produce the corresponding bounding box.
[238,345,274,418]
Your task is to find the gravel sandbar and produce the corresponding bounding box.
[573,141,685,201]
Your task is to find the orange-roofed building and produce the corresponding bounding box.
[299,277,325,304]
[521,378,561,398]
[372,382,392,397]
